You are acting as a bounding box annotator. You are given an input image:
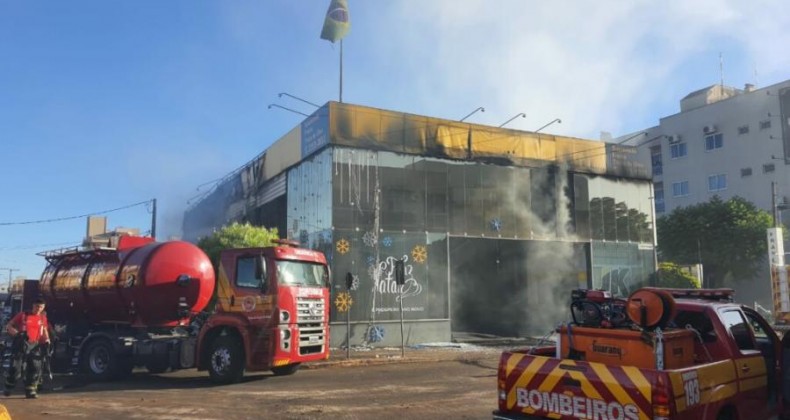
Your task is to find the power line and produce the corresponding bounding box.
[0,199,153,226]
[0,241,82,251]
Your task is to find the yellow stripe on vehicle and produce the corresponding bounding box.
[590,364,641,416]
[622,366,651,402]
[519,360,578,415]
[506,356,548,410]
[670,361,738,411]
[505,353,525,377]
[739,375,767,392]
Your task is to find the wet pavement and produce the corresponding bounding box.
[313,333,542,369]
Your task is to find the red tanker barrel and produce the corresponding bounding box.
[120,241,215,327]
[40,241,215,328]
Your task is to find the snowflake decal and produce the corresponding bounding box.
[334,292,353,312]
[381,236,393,247]
[367,264,379,280]
[411,245,427,263]
[362,231,378,247]
[336,238,350,255]
[368,325,385,343]
[349,275,360,291]
[366,255,377,266]
[490,218,502,232]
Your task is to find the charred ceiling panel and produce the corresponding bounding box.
[325,102,630,176]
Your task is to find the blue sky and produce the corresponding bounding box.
[2,0,789,282]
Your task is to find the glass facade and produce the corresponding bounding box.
[286,146,655,340]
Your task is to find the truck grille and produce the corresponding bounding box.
[296,297,325,323]
[296,297,326,355]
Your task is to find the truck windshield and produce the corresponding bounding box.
[275,260,328,287]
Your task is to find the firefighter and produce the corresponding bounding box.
[3,297,50,399]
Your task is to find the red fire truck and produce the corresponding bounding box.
[4,236,330,384]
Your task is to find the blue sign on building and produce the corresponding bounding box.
[301,105,330,158]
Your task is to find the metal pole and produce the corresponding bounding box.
[346,300,351,360]
[0,268,19,294]
[649,184,659,278]
[151,198,157,239]
[773,181,780,228]
[339,40,343,103]
[399,295,405,358]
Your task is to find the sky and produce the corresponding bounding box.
[2,0,790,283]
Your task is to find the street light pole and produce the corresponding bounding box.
[0,268,19,293]
[498,113,526,128]
[534,118,562,133]
[459,107,485,122]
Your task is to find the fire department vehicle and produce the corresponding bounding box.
[494,288,790,420]
[3,235,330,384]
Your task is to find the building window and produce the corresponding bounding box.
[672,181,689,197]
[741,168,752,177]
[650,146,663,175]
[670,143,687,159]
[705,133,724,151]
[737,125,749,135]
[764,163,776,173]
[760,120,772,130]
[708,174,727,192]
[654,182,665,213]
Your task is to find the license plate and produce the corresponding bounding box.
[309,336,320,343]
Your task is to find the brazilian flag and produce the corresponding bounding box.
[320,0,350,43]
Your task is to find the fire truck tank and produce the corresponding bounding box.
[39,239,215,328]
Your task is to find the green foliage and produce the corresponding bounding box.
[657,196,773,287]
[654,262,701,289]
[196,222,279,270]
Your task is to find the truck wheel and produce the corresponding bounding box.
[81,339,117,381]
[271,363,300,376]
[207,335,245,384]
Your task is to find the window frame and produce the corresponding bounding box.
[672,180,689,197]
[235,256,264,289]
[670,142,687,159]
[705,133,724,151]
[707,174,727,192]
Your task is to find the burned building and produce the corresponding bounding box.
[183,102,656,346]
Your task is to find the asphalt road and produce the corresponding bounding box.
[0,349,504,420]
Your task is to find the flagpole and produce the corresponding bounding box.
[339,39,344,103]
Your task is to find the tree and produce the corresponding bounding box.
[653,262,701,289]
[197,222,279,270]
[657,196,773,288]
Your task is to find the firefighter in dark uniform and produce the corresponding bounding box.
[3,297,50,399]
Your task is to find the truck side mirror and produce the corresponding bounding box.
[256,257,268,293]
[345,272,353,291]
[395,260,405,286]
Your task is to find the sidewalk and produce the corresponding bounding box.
[308,337,543,369]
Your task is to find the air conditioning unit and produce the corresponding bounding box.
[667,135,682,144]
[703,125,718,135]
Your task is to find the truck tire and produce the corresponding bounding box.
[81,339,117,381]
[271,363,300,376]
[207,335,245,384]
